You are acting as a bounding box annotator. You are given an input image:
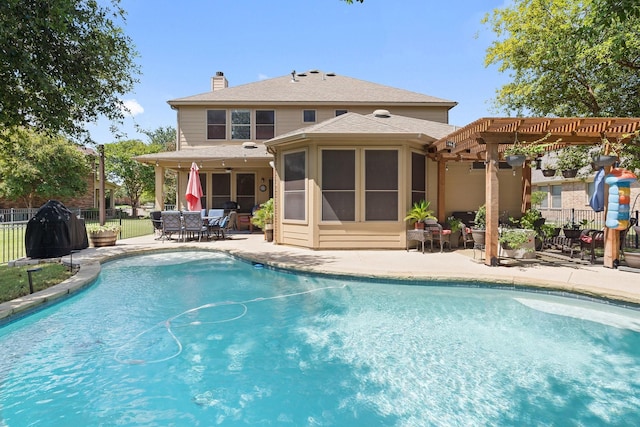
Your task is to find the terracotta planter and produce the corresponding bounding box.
[624,252,640,269]
[414,222,425,230]
[89,230,118,247]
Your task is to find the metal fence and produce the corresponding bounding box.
[1,208,154,264]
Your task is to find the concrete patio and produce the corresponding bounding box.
[2,231,640,321]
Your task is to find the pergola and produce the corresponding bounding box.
[431,117,640,268]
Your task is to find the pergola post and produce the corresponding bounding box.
[485,141,500,266]
[437,160,447,223]
[154,164,165,211]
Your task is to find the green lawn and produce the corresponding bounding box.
[0,263,73,304]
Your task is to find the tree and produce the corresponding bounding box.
[104,140,156,217]
[0,0,139,141]
[138,126,177,206]
[483,0,640,117]
[0,130,91,208]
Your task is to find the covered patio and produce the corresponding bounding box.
[432,117,640,268]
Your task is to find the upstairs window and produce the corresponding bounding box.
[256,110,275,140]
[231,109,251,140]
[207,110,226,139]
[303,110,316,123]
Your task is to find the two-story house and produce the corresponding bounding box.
[136,70,526,249]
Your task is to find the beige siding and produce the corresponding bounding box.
[176,105,451,149]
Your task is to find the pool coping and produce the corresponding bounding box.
[3,240,640,323]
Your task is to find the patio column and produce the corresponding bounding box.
[437,160,446,223]
[485,141,500,266]
[521,162,532,214]
[154,164,165,211]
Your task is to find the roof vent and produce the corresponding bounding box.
[297,72,307,77]
[309,70,320,74]
[325,72,336,77]
[242,141,257,149]
[373,109,391,118]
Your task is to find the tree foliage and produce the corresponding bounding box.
[0,129,91,208]
[0,0,139,141]
[483,0,640,117]
[103,139,157,216]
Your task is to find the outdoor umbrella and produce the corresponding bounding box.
[185,162,203,211]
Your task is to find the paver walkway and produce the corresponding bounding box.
[2,232,639,320]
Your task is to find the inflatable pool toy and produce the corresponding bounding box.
[604,168,637,230]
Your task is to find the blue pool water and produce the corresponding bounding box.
[1,251,639,426]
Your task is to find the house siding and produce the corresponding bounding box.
[177,105,451,149]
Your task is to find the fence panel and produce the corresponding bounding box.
[1,209,155,264]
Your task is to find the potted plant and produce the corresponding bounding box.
[562,218,592,239]
[251,198,274,242]
[623,248,640,269]
[503,137,550,167]
[499,228,536,259]
[541,162,557,177]
[86,223,120,247]
[404,200,435,229]
[556,146,588,178]
[471,204,486,245]
[446,216,463,249]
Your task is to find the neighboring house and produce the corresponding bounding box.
[0,146,117,213]
[532,156,640,228]
[135,70,524,249]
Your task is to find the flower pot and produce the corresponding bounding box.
[449,230,461,249]
[414,222,425,230]
[471,229,485,246]
[624,252,640,269]
[592,154,617,168]
[500,229,536,259]
[505,155,526,168]
[542,169,556,177]
[89,230,118,247]
[563,228,581,239]
[561,169,578,178]
[264,222,274,242]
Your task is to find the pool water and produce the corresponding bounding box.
[1,251,639,426]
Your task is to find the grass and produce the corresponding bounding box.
[0,263,73,304]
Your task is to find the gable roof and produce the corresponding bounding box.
[168,70,457,107]
[265,111,459,147]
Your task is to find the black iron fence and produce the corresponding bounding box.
[1,208,154,264]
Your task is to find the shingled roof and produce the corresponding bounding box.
[266,111,458,146]
[168,70,457,107]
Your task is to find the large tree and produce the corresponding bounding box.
[0,130,91,208]
[483,0,640,117]
[103,139,157,217]
[0,0,139,141]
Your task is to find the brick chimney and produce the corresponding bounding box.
[211,71,228,91]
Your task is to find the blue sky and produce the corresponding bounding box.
[87,0,509,144]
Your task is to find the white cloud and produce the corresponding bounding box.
[258,73,269,80]
[121,99,144,116]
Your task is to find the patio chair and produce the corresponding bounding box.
[424,219,451,252]
[160,211,183,242]
[182,211,208,241]
[150,211,163,240]
[460,223,474,249]
[210,211,236,240]
[580,219,636,264]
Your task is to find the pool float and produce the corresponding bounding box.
[604,168,637,230]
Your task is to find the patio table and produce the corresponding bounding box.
[406,229,430,253]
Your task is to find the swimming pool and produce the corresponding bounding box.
[1,251,639,426]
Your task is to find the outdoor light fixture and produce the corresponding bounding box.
[222,160,225,167]
[155,160,159,167]
[178,162,181,169]
[445,164,449,172]
[225,168,232,173]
